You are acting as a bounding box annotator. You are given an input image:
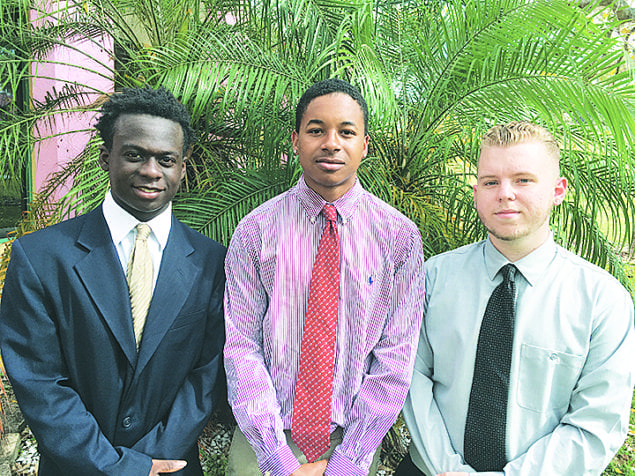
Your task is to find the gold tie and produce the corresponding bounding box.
[126,224,153,350]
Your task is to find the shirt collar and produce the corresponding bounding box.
[292,175,365,224]
[102,190,172,250]
[484,234,557,286]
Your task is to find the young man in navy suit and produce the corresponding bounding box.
[0,86,226,475]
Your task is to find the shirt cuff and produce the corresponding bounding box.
[260,444,301,476]
[325,449,366,476]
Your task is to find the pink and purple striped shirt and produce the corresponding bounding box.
[224,177,425,475]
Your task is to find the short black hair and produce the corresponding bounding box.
[95,86,196,154]
[295,78,369,134]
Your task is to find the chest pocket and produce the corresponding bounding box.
[517,343,584,413]
[169,308,206,331]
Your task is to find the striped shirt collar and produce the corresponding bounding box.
[291,175,365,225]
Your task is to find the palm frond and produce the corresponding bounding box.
[2,0,635,283]
[174,164,300,245]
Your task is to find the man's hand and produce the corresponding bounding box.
[437,473,468,476]
[149,459,187,475]
[291,459,328,476]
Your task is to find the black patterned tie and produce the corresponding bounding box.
[464,263,516,471]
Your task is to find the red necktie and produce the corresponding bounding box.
[291,204,340,462]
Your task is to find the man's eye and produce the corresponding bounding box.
[159,157,177,166]
[307,128,322,135]
[125,151,142,160]
[341,130,356,136]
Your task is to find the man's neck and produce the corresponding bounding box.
[489,230,550,263]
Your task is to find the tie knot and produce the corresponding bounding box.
[135,223,151,241]
[322,204,337,223]
[500,263,516,284]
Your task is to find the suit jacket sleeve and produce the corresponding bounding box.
[0,239,153,475]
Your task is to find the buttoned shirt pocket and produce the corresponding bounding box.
[517,343,584,413]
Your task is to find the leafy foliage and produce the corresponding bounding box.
[1,0,635,291]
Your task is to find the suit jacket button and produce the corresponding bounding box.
[122,416,132,428]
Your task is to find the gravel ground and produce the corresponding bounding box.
[11,428,37,475]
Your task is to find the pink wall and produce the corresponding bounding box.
[30,4,113,200]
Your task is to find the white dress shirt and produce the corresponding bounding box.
[101,191,172,289]
[403,235,635,476]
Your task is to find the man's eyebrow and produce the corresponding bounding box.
[305,119,359,127]
[121,143,179,155]
[478,172,539,179]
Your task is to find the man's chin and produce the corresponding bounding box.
[124,202,170,221]
[487,228,523,242]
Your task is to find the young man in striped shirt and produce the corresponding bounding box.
[223,78,425,476]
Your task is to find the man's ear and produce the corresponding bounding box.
[98,146,110,172]
[291,130,299,155]
[180,148,191,181]
[553,176,568,206]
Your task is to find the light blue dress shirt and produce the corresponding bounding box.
[403,235,635,475]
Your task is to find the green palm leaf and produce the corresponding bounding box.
[2,0,635,290]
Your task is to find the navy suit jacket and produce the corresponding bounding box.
[0,206,226,475]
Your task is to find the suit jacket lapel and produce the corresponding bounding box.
[74,207,138,367]
[135,217,198,376]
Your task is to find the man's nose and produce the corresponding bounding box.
[321,130,341,151]
[139,158,163,178]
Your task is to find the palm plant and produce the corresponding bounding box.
[1,0,635,291]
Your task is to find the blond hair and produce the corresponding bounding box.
[481,121,560,169]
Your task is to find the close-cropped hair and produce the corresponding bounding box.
[295,78,369,134]
[481,121,560,166]
[95,85,196,154]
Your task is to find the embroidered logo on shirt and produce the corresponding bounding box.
[368,276,374,285]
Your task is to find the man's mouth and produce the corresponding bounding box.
[315,157,345,170]
[316,157,344,164]
[495,209,520,218]
[135,185,163,195]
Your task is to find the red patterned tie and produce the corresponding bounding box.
[291,204,340,462]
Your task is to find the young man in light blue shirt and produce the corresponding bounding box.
[397,121,635,476]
